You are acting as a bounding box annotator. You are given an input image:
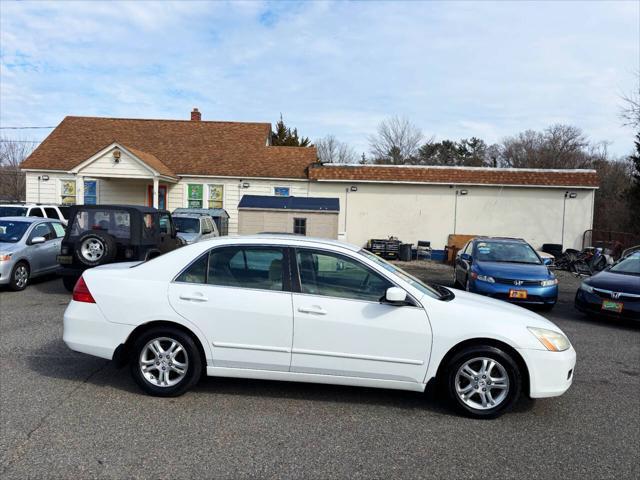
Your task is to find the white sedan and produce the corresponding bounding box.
[63,236,576,418]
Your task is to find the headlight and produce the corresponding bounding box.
[540,278,559,287]
[580,282,593,293]
[471,272,495,283]
[528,327,571,352]
[0,253,12,262]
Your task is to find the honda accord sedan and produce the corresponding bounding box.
[63,236,576,418]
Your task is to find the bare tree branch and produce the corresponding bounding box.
[315,135,357,164]
[0,137,35,201]
[368,116,422,164]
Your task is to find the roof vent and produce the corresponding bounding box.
[191,108,201,121]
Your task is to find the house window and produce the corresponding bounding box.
[274,186,290,197]
[208,184,224,209]
[84,180,97,205]
[60,180,76,205]
[293,217,307,236]
[187,184,203,208]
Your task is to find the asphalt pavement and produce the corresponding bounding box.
[0,264,638,479]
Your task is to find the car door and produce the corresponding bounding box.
[26,222,58,273]
[290,248,431,384]
[168,245,294,371]
[158,213,178,253]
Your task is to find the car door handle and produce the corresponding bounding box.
[297,306,327,315]
[179,293,208,302]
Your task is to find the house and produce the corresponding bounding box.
[237,195,339,238]
[21,109,599,250]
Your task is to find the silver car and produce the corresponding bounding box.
[172,214,219,245]
[0,217,65,291]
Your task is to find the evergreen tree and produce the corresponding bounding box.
[271,115,311,147]
[627,132,640,233]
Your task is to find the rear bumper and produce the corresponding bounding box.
[517,346,576,398]
[472,279,558,305]
[63,300,135,360]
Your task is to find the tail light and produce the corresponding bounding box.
[72,276,96,303]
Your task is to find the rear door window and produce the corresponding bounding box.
[70,210,131,239]
[29,207,44,217]
[208,246,285,291]
[30,223,54,241]
[44,208,60,220]
[51,223,66,238]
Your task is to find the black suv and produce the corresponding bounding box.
[58,205,183,291]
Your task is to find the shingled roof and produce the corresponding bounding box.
[21,116,317,179]
[308,164,599,188]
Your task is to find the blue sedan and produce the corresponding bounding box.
[454,237,558,309]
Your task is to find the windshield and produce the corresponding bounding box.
[360,249,444,299]
[474,241,541,265]
[0,220,30,243]
[0,206,28,217]
[174,217,200,234]
[610,252,640,275]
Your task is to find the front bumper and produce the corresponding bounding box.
[471,279,558,305]
[63,300,135,360]
[575,290,640,320]
[0,260,14,285]
[517,346,576,398]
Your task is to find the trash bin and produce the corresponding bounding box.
[399,243,413,261]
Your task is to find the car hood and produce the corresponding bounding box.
[448,289,559,330]
[476,261,551,279]
[177,232,199,244]
[0,242,24,253]
[587,270,640,294]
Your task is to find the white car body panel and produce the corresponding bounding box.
[63,235,576,399]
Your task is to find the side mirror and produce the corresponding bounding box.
[543,258,553,266]
[460,253,472,262]
[30,236,46,245]
[384,287,407,304]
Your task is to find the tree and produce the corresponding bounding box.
[416,137,490,166]
[626,132,640,233]
[620,72,640,129]
[315,135,357,164]
[271,115,311,147]
[368,116,422,164]
[0,137,35,201]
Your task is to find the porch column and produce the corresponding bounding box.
[152,177,159,209]
[75,175,84,205]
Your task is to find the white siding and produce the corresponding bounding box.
[98,178,148,205]
[79,149,153,178]
[25,172,76,204]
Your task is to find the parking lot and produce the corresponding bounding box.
[0,263,638,479]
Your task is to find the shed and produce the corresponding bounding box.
[238,195,339,238]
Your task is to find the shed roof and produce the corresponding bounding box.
[238,195,340,212]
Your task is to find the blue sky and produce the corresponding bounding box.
[1,0,638,157]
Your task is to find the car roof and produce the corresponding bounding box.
[198,234,361,252]
[473,237,526,243]
[173,213,208,218]
[0,216,61,224]
[0,203,59,207]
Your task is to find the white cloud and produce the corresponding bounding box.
[0,0,637,156]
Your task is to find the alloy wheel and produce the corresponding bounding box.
[14,265,28,289]
[80,238,105,262]
[455,357,509,410]
[139,337,189,387]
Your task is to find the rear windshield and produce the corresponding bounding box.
[0,220,30,243]
[174,217,200,233]
[0,206,28,217]
[69,210,131,239]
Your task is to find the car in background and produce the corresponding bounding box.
[0,203,69,226]
[57,205,183,291]
[0,217,66,291]
[172,213,219,245]
[63,235,576,418]
[575,251,640,320]
[454,237,558,309]
[172,208,229,236]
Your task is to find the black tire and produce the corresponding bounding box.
[130,326,202,397]
[62,275,79,292]
[74,230,117,267]
[444,345,522,419]
[9,261,30,291]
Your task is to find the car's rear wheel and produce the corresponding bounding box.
[9,261,29,291]
[62,275,79,292]
[130,327,202,397]
[444,345,521,419]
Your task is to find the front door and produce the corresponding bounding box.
[27,222,61,273]
[290,248,431,384]
[147,185,167,210]
[168,245,293,371]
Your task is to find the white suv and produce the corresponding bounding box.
[0,204,69,226]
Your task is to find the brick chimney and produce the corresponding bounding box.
[191,108,201,121]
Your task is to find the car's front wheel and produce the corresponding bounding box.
[9,261,29,291]
[444,345,522,419]
[130,327,202,397]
